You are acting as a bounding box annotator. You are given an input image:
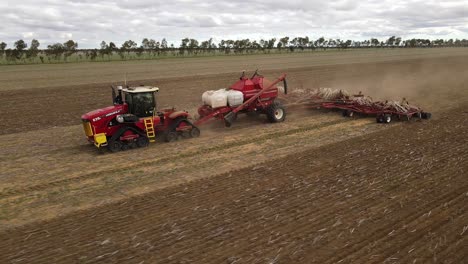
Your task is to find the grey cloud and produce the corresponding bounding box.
[0,0,466,48]
[156,14,220,28]
[331,0,358,11]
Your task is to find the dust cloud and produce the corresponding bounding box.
[284,56,468,113]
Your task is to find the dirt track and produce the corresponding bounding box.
[0,50,467,262]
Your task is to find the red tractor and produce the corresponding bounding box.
[81,85,200,152]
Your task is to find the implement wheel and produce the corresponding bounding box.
[342,110,354,117]
[376,114,392,123]
[421,112,432,119]
[383,114,392,123]
[266,101,286,123]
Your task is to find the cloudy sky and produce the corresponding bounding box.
[1,0,467,48]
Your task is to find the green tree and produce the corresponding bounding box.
[267,38,276,49]
[395,37,402,46]
[386,36,396,46]
[135,47,144,57]
[46,43,65,60]
[14,39,27,59]
[0,42,7,58]
[100,41,108,50]
[370,38,380,46]
[188,38,199,54]
[315,37,325,49]
[179,38,190,55]
[121,40,137,57]
[27,39,40,59]
[122,40,137,54]
[89,49,98,61]
[63,40,78,60]
[208,38,215,51]
[279,37,289,49]
[160,38,168,55]
[161,38,168,49]
[259,39,266,49]
[107,42,117,59]
[276,41,283,49]
[341,40,352,49]
[14,39,27,51]
[447,39,454,46]
[121,40,137,50]
[109,42,117,50]
[289,38,298,51]
[64,40,78,50]
[295,37,309,50]
[250,40,261,50]
[408,39,417,47]
[180,38,189,48]
[99,41,109,58]
[200,40,210,49]
[141,38,150,49]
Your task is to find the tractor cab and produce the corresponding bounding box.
[113,85,159,117]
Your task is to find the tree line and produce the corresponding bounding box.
[1,36,467,64]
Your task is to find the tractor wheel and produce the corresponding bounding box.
[266,101,286,123]
[176,118,195,138]
[165,131,178,142]
[190,127,201,138]
[181,131,191,139]
[107,140,123,152]
[136,136,150,148]
[383,114,392,123]
[121,143,130,151]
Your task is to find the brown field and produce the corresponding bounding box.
[0,49,467,263]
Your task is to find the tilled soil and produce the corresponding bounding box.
[0,106,466,264]
[0,51,467,263]
[0,109,390,228]
[1,54,468,135]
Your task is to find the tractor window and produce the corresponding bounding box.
[125,93,132,105]
[127,92,156,117]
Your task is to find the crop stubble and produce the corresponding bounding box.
[0,50,467,263]
[0,105,466,264]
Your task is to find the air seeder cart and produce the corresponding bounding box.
[194,71,288,127]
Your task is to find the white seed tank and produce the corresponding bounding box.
[202,89,244,108]
[226,90,244,107]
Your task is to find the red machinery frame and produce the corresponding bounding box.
[309,94,431,123]
[194,73,287,127]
